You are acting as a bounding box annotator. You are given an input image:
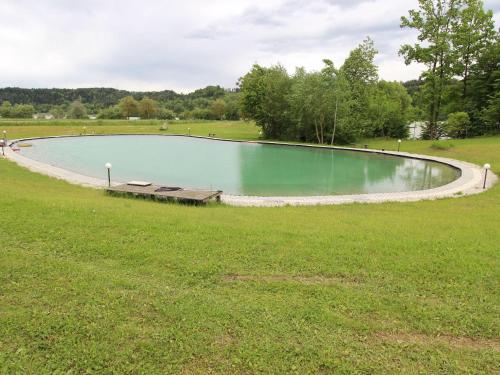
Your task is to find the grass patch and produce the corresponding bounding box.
[431,140,455,150]
[0,122,499,373]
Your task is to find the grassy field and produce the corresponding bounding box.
[0,119,260,141]
[0,120,499,374]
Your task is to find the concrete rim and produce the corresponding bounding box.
[4,134,497,207]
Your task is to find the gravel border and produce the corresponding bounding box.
[4,134,497,207]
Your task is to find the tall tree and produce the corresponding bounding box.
[400,0,462,139]
[239,64,292,139]
[211,99,226,120]
[67,100,87,119]
[138,97,158,119]
[451,0,495,101]
[0,101,12,117]
[119,96,139,119]
[368,81,413,138]
[341,37,379,138]
[321,60,351,144]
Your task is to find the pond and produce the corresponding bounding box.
[17,135,460,196]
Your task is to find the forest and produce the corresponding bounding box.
[0,85,241,121]
[0,0,498,142]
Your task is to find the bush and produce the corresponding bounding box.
[97,106,122,119]
[157,108,176,120]
[430,141,455,150]
[444,112,471,138]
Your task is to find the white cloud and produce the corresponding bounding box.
[0,0,498,92]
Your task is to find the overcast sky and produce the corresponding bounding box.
[0,0,498,93]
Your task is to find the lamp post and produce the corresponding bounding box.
[2,130,6,144]
[483,163,491,189]
[188,127,191,136]
[0,140,4,156]
[105,162,112,187]
[397,139,402,152]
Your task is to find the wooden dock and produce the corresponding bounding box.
[106,182,222,204]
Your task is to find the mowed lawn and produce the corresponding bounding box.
[0,121,499,374]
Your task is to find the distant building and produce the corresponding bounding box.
[33,113,54,120]
[408,121,425,140]
[127,116,140,121]
[88,115,97,120]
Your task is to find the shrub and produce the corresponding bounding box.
[444,112,471,138]
[430,141,455,150]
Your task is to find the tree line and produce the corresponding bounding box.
[240,0,498,142]
[400,0,499,138]
[0,86,242,121]
[239,38,413,143]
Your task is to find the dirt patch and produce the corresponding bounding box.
[213,333,237,348]
[375,331,500,352]
[223,274,358,285]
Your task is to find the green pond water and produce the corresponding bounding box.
[18,135,460,196]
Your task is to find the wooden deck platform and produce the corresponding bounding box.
[106,183,222,204]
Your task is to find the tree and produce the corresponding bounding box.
[368,81,412,138]
[11,104,35,118]
[469,31,500,133]
[97,105,122,119]
[156,108,176,120]
[0,101,12,117]
[341,37,379,138]
[444,111,471,137]
[321,60,351,143]
[119,96,139,118]
[211,99,226,120]
[223,94,241,120]
[67,100,87,119]
[451,0,495,101]
[400,0,463,139]
[50,105,66,119]
[138,97,158,119]
[239,64,292,139]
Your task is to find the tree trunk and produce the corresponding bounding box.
[314,119,320,144]
[330,98,338,145]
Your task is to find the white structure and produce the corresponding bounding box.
[33,113,54,120]
[408,121,425,140]
[127,117,140,121]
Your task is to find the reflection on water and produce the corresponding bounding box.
[19,135,460,196]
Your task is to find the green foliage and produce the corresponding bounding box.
[431,140,455,150]
[0,101,35,118]
[239,40,411,144]
[138,97,158,119]
[0,100,12,117]
[211,99,226,120]
[400,0,498,138]
[239,64,292,139]
[156,108,176,120]
[400,0,461,139]
[67,100,87,119]
[0,86,241,122]
[97,105,122,120]
[118,96,139,118]
[451,0,495,100]
[49,105,66,119]
[444,111,471,138]
[368,81,412,138]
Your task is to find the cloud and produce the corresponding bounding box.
[0,0,498,92]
